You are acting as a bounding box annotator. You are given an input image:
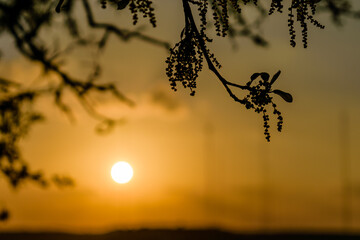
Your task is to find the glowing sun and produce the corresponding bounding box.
[111,161,133,184]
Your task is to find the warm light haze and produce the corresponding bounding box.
[0,0,360,236]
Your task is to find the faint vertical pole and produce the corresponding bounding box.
[259,141,270,232]
[340,110,351,232]
[203,121,215,225]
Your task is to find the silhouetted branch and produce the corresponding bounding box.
[318,0,360,25]
[55,0,65,13]
[165,0,297,141]
[182,0,248,105]
[81,0,170,50]
[8,18,132,123]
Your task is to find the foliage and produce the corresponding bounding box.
[0,0,359,221]
[0,208,9,221]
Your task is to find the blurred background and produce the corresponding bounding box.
[0,0,360,234]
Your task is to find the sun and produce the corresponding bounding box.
[111,161,133,184]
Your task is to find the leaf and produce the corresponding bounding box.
[272,89,293,103]
[251,73,260,81]
[270,70,281,85]
[117,0,130,10]
[96,120,115,134]
[180,28,185,39]
[52,175,74,187]
[0,209,9,221]
[55,0,64,13]
[260,72,270,81]
[0,78,20,87]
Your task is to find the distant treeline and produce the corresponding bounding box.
[0,229,360,240]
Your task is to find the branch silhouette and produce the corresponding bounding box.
[1,0,359,221]
[1,1,171,217]
[81,0,170,50]
[168,0,294,141]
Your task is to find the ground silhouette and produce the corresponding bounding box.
[1,229,360,240]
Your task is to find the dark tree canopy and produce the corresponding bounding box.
[0,0,359,221]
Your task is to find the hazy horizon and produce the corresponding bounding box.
[1,0,360,234]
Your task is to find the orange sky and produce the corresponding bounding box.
[1,0,360,234]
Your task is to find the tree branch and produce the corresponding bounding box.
[81,0,170,50]
[8,20,132,125]
[182,0,249,104]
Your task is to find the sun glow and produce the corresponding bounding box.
[111,161,133,184]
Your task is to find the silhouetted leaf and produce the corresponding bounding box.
[250,73,260,81]
[0,78,20,87]
[260,72,270,81]
[270,70,281,85]
[52,175,74,187]
[180,28,185,39]
[95,119,115,134]
[273,89,293,103]
[117,0,130,10]
[0,209,9,221]
[55,0,64,13]
[252,35,268,46]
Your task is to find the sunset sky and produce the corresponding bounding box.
[0,0,360,234]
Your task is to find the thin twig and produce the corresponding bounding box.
[82,0,170,50]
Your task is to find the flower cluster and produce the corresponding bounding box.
[166,24,220,96]
[129,0,156,27]
[269,0,324,48]
[242,71,291,141]
[188,0,324,48]
[189,0,259,37]
[99,0,156,27]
